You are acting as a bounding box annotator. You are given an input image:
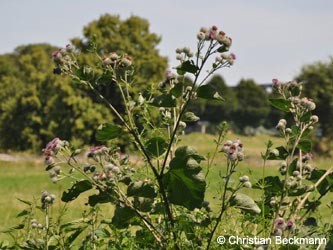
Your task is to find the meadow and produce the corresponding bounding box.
[1,132,332,242]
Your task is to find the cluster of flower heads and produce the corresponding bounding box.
[272,217,296,236]
[239,175,252,188]
[197,26,232,46]
[52,44,76,74]
[215,52,236,66]
[175,47,193,62]
[30,219,43,230]
[220,139,244,161]
[42,138,67,166]
[272,79,316,112]
[102,52,132,67]
[41,190,56,209]
[278,153,315,185]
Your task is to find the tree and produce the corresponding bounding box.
[296,59,333,137]
[0,14,168,152]
[0,44,112,152]
[232,79,269,130]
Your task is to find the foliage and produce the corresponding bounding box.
[2,24,333,250]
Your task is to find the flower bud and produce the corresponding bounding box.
[120,56,132,67]
[292,170,300,177]
[237,151,244,161]
[243,181,252,188]
[222,36,232,47]
[138,93,145,105]
[274,218,286,230]
[175,48,183,53]
[310,115,319,123]
[176,54,185,61]
[239,175,250,182]
[197,32,206,41]
[65,44,73,52]
[179,121,187,130]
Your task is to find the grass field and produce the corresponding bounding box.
[0,132,332,241]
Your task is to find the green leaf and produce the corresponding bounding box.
[182,112,200,122]
[163,168,205,210]
[288,186,308,196]
[95,123,123,142]
[1,224,24,233]
[174,146,206,163]
[229,193,261,214]
[267,146,289,160]
[88,189,116,206]
[300,111,312,122]
[176,60,199,75]
[197,84,224,101]
[133,197,154,212]
[112,205,137,229]
[149,94,176,107]
[291,125,299,137]
[62,180,93,202]
[269,98,292,112]
[94,228,111,238]
[16,198,32,206]
[16,210,29,218]
[145,137,168,158]
[163,146,206,210]
[253,176,283,194]
[217,45,229,53]
[297,140,312,153]
[170,82,183,98]
[288,158,298,176]
[65,226,87,247]
[127,181,157,198]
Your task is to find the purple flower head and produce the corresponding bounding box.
[88,145,108,157]
[287,220,295,230]
[272,78,279,85]
[230,53,236,60]
[52,50,61,58]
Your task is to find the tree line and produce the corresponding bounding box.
[0,14,332,152]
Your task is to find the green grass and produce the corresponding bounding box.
[0,132,332,242]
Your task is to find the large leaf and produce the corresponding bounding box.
[127,181,157,198]
[300,111,312,122]
[229,193,261,214]
[112,205,137,229]
[176,60,199,75]
[170,82,183,98]
[88,189,116,206]
[163,146,206,210]
[297,140,312,153]
[96,123,123,142]
[65,226,87,247]
[62,180,92,202]
[149,94,176,107]
[253,176,283,194]
[288,158,298,176]
[145,137,168,158]
[269,98,292,112]
[197,84,224,101]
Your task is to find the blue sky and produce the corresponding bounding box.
[1,0,333,85]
